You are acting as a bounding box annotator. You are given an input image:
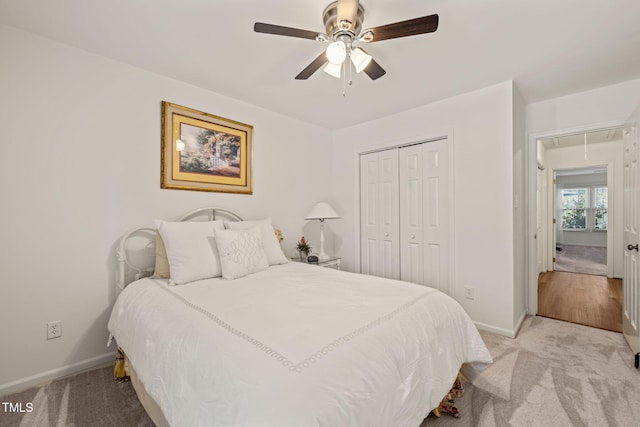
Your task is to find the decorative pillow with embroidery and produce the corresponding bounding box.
[215,227,269,280]
[225,218,288,266]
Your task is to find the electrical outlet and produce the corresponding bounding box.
[47,320,62,340]
[464,287,475,300]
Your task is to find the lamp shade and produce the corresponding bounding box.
[305,202,340,220]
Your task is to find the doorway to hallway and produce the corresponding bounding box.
[533,127,624,333]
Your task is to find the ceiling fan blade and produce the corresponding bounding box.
[254,22,320,40]
[363,58,386,80]
[366,14,439,42]
[337,0,359,31]
[295,52,328,80]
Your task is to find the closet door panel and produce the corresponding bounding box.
[427,243,441,286]
[382,240,396,279]
[379,149,400,279]
[423,139,450,293]
[364,239,378,276]
[400,145,424,284]
[360,152,380,276]
[360,149,400,279]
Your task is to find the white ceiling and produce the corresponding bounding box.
[2,0,640,130]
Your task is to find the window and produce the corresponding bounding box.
[561,188,587,229]
[593,187,608,230]
[560,186,607,231]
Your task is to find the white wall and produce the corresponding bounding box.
[331,81,520,337]
[0,25,334,394]
[527,78,640,134]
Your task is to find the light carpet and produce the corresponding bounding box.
[555,245,607,276]
[422,316,640,426]
[0,366,153,427]
[2,316,638,426]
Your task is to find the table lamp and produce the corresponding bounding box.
[305,202,340,261]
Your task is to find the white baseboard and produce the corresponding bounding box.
[0,351,115,396]
[474,320,519,338]
[473,312,529,339]
[556,243,607,248]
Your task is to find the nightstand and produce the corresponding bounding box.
[290,257,342,270]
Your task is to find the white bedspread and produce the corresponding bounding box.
[108,262,491,427]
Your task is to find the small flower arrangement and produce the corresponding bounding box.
[274,228,284,242]
[295,236,312,256]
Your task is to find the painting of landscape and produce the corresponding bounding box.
[179,123,242,178]
[161,101,253,194]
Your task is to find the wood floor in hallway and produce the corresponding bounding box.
[537,270,623,332]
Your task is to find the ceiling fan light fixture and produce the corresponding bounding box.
[255,3,440,82]
[338,19,353,31]
[323,62,342,78]
[358,30,374,42]
[326,40,347,64]
[350,47,372,73]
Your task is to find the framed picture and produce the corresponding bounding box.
[161,101,253,194]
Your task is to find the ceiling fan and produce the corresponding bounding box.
[254,0,439,81]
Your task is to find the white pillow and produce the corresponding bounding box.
[215,227,269,280]
[225,218,288,266]
[157,220,225,285]
[152,232,170,279]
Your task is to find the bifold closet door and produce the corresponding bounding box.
[360,149,400,279]
[399,139,450,293]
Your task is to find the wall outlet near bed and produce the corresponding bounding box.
[464,287,475,300]
[46,320,62,339]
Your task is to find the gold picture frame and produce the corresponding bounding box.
[161,101,253,194]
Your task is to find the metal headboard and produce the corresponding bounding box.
[116,207,243,290]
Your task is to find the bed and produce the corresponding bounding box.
[107,207,492,426]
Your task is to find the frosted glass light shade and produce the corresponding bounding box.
[323,62,342,78]
[305,202,340,220]
[350,47,372,73]
[326,41,347,64]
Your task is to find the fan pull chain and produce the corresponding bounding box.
[341,60,354,97]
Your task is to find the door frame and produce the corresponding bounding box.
[526,120,624,314]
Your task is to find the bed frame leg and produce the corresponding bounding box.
[635,353,639,369]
